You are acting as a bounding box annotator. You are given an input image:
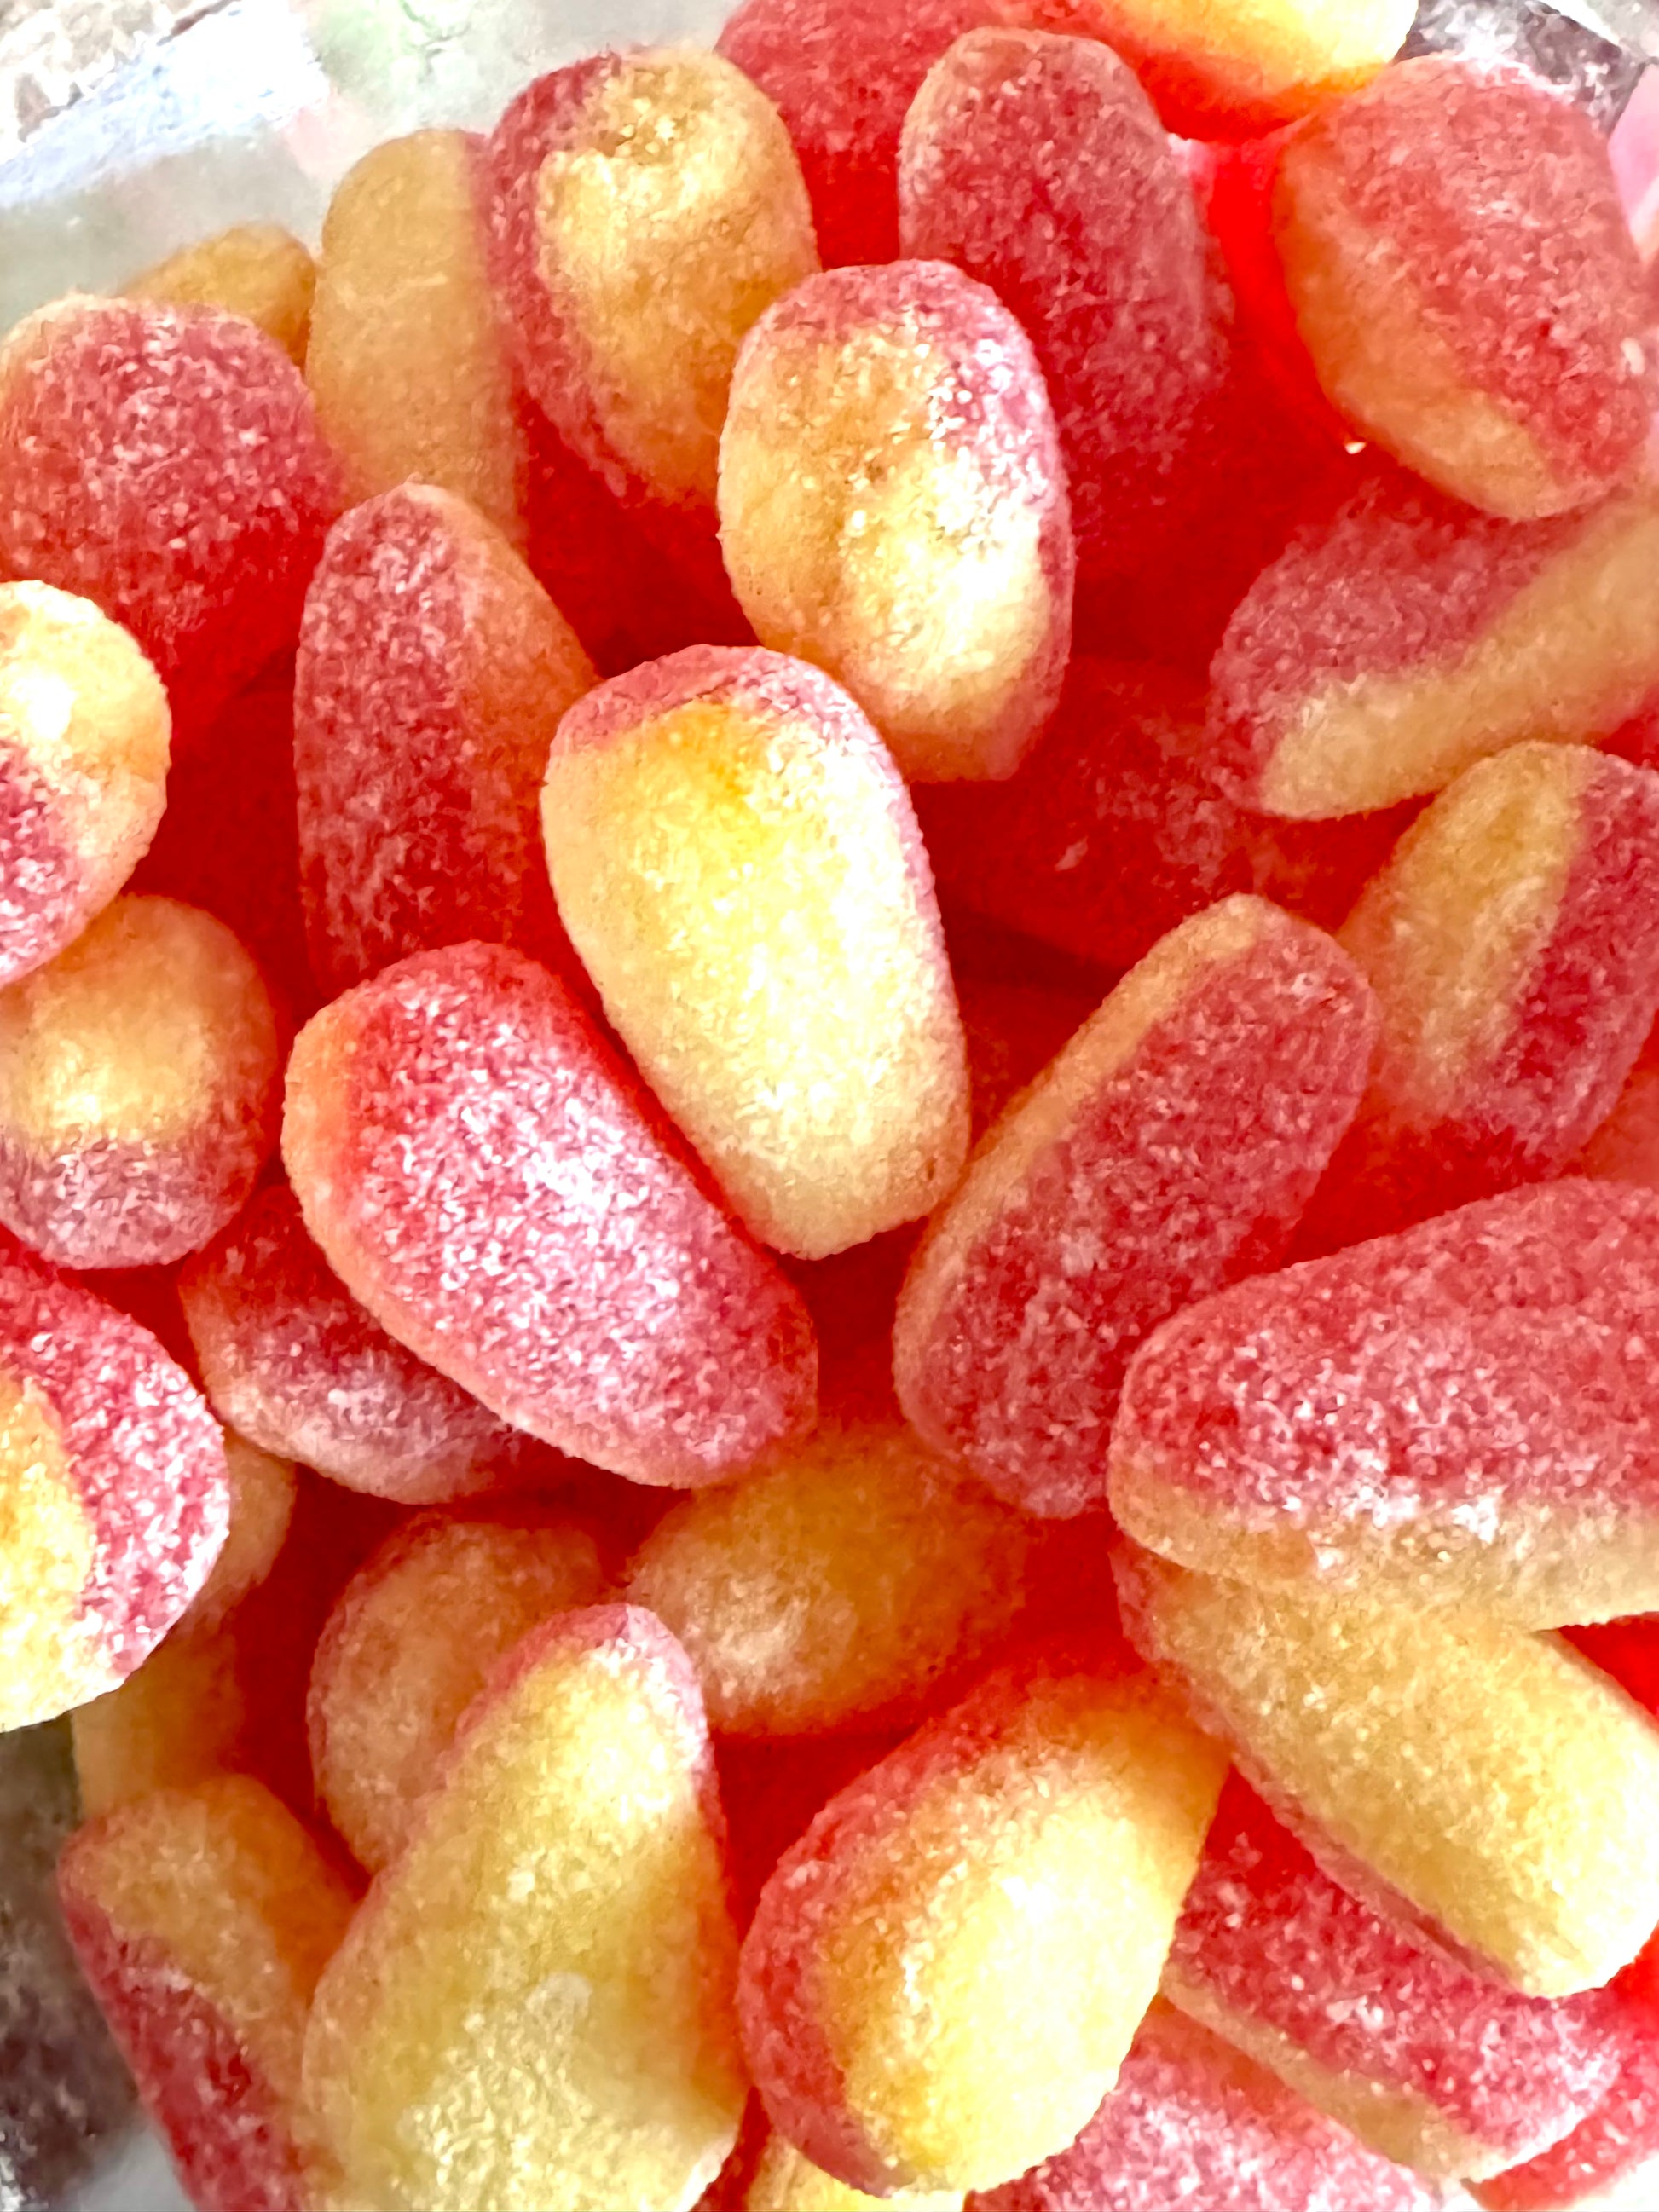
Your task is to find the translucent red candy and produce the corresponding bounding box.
[1276,58,1655,520]
[970,2001,1442,2212]
[0,583,171,989]
[0,1233,228,1728]
[1204,467,1659,817]
[1164,1775,1622,2180]
[0,297,340,729]
[282,939,818,1486]
[543,645,968,1258]
[1310,744,1659,1245]
[295,482,596,996]
[718,260,1074,783]
[179,1182,554,1505]
[914,661,1253,973]
[898,30,1229,595]
[738,1641,1226,2194]
[58,1775,356,2212]
[894,897,1377,1516]
[1112,1180,1659,1624]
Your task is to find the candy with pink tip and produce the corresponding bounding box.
[58,1776,356,2212]
[0,584,170,990]
[1163,1775,1623,2180]
[282,939,818,1487]
[1204,467,1659,819]
[0,296,340,728]
[296,482,596,996]
[1276,59,1655,520]
[543,646,968,1258]
[0,896,281,1271]
[719,260,1073,783]
[893,896,1377,1518]
[898,30,1229,593]
[737,1640,1226,2195]
[300,1605,748,2212]
[179,1183,557,1506]
[1112,1179,1659,1625]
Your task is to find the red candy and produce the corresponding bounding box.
[282,941,818,1487]
[294,483,596,995]
[0,297,340,729]
[894,897,1377,1516]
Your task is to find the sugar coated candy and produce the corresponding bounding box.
[1577,1063,1659,1188]
[125,224,317,366]
[300,1605,747,2212]
[307,1510,607,1873]
[0,1723,135,2209]
[1163,1774,1622,2179]
[0,896,281,1271]
[59,1776,356,2212]
[625,1410,1039,1738]
[0,296,340,728]
[718,261,1073,783]
[1116,1548,1659,1998]
[1276,59,1655,520]
[295,482,596,996]
[969,2000,1443,2212]
[484,49,818,555]
[179,1183,554,1505]
[731,2117,963,2211]
[71,1625,250,1820]
[282,939,818,1486]
[0,581,170,990]
[898,31,1228,592]
[737,1641,1226,2194]
[1203,467,1659,818]
[1112,1180,1659,1624]
[893,896,1377,1517]
[543,645,968,1257]
[1311,744,1659,1243]
[181,1434,297,1639]
[306,131,528,548]
[0,1234,228,1729]
[914,661,1252,973]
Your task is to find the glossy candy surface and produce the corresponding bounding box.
[544,646,968,1257]
[895,897,1377,1516]
[300,1606,748,2212]
[719,260,1073,783]
[282,940,818,1487]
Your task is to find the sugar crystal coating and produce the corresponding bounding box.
[737,2117,963,2211]
[626,1410,1039,1738]
[969,2000,1443,2212]
[1277,59,1656,519]
[899,31,1229,591]
[1116,1547,1659,1998]
[485,48,818,561]
[1112,1179,1659,1623]
[296,482,596,996]
[59,1775,356,2212]
[719,260,1073,783]
[300,1605,747,2212]
[70,1626,250,1821]
[282,939,818,1487]
[894,897,1378,1517]
[1164,1774,1622,2179]
[0,1234,227,1728]
[1311,744,1659,1244]
[1205,467,1659,817]
[307,1509,608,1873]
[0,583,170,991]
[179,1183,555,1506]
[545,645,968,1257]
[738,1642,1227,2195]
[125,224,317,366]
[181,1435,297,1639]
[0,297,340,728]
[306,131,528,548]
[0,896,281,1270]
[1576,1065,1659,1190]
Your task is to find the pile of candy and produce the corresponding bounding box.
[9,0,1659,2207]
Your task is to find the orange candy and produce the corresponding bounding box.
[125,223,317,365]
